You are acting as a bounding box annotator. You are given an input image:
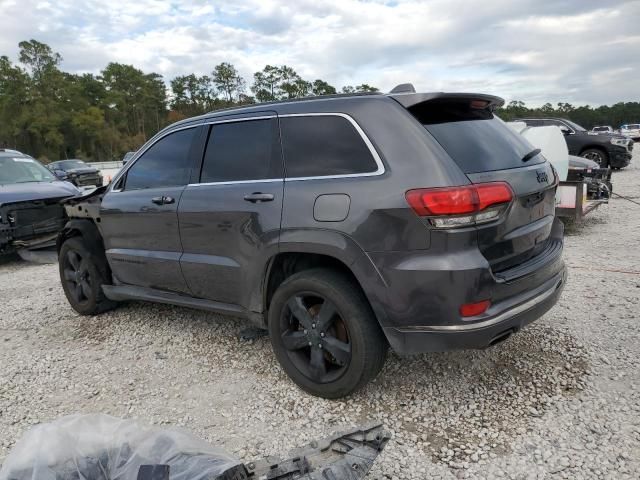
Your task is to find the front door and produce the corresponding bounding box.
[178,114,283,309]
[100,126,199,294]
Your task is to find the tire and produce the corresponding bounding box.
[580,148,609,167]
[268,268,387,399]
[59,236,117,315]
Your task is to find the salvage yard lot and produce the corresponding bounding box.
[1,150,639,479]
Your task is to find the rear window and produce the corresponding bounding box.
[411,100,545,173]
[280,115,378,178]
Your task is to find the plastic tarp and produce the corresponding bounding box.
[506,122,569,182]
[0,414,240,480]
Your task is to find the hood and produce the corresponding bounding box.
[569,155,599,170]
[0,181,80,206]
[585,131,628,141]
[64,167,100,175]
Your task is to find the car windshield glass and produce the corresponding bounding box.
[563,119,586,132]
[56,160,87,169]
[625,124,640,129]
[0,157,55,184]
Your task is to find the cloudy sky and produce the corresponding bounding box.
[1,0,638,106]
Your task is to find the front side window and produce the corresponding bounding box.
[125,128,195,190]
[280,115,378,178]
[200,118,281,183]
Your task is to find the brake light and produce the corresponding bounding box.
[405,182,513,227]
[460,300,491,317]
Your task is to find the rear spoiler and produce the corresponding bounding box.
[388,92,505,111]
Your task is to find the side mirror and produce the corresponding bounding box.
[559,126,571,135]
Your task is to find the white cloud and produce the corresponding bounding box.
[0,0,638,105]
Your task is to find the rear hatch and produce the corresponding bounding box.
[402,95,558,275]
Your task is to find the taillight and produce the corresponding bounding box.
[405,182,513,228]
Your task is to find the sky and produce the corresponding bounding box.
[1,0,639,106]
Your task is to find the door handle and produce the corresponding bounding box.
[151,196,175,205]
[244,192,274,203]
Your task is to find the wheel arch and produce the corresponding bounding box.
[259,229,391,330]
[579,144,608,156]
[57,219,111,282]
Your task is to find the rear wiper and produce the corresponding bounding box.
[522,148,541,163]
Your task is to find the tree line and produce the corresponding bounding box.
[497,101,640,132]
[0,40,377,162]
[0,40,638,163]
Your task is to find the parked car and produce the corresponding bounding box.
[0,150,79,254]
[57,86,567,398]
[516,118,633,169]
[620,124,640,140]
[590,126,614,135]
[48,159,103,187]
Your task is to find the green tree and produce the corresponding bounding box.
[101,62,166,141]
[341,84,378,93]
[170,74,214,116]
[311,79,336,96]
[212,62,245,102]
[0,56,30,150]
[18,39,62,81]
[252,65,284,102]
[251,65,313,101]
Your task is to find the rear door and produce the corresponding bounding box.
[178,113,284,308]
[414,98,558,273]
[100,126,199,294]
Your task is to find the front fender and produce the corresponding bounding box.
[57,219,105,258]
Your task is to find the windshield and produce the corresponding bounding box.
[0,156,56,185]
[563,119,586,132]
[54,160,87,169]
[623,124,640,129]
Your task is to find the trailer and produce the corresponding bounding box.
[556,180,609,221]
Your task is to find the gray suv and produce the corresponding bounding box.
[57,87,567,398]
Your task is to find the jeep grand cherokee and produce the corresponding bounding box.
[56,85,567,398]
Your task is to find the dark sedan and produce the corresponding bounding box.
[48,159,103,187]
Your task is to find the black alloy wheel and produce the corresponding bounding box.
[280,293,352,384]
[58,236,117,315]
[268,268,387,398]
[62,249,92,304]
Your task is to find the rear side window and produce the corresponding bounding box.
[125,128,195,190]
[200,118,281,183]
[412,100,544,173]
[281,115,378,178]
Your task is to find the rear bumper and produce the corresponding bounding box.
[384,266,567,354]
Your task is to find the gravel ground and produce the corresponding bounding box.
[1,149,639,479]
